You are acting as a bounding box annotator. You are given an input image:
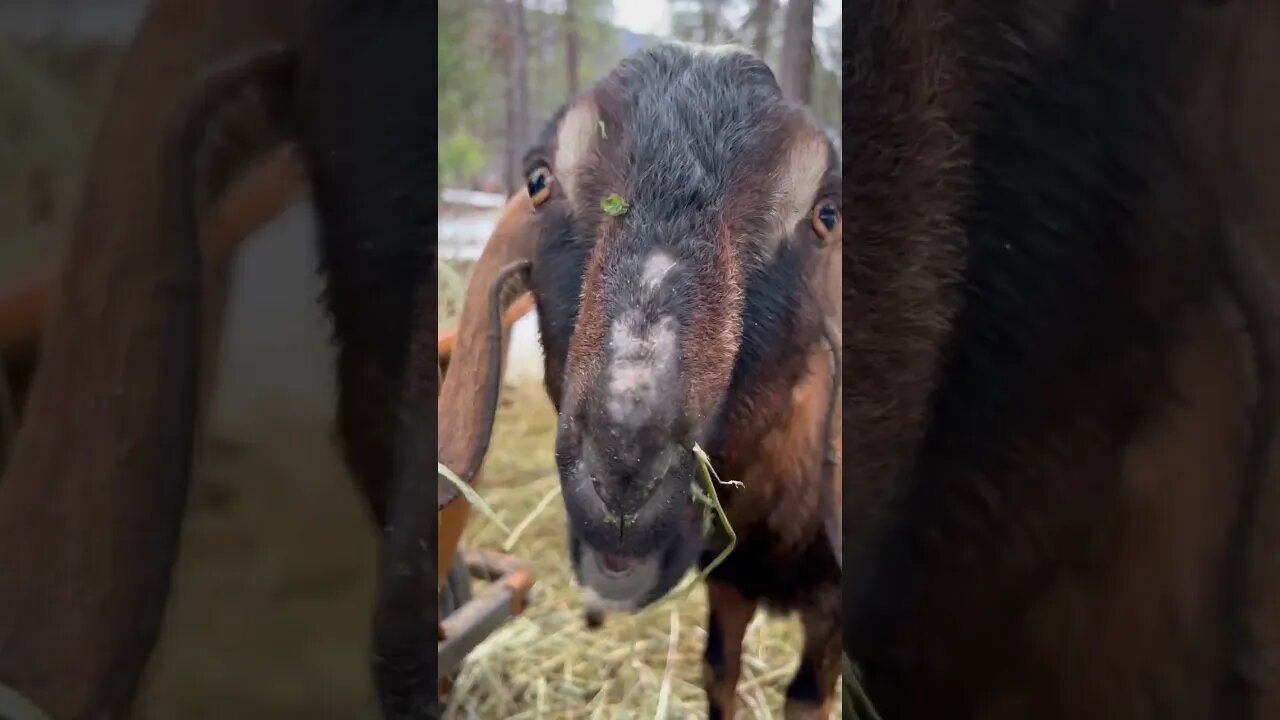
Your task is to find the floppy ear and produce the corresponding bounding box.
[437,191,541,509]
[438,290,536,373]
[166,46,299,250]
[0,48,304,448]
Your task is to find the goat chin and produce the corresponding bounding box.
[568,506,705,612]
[582,586,643,614]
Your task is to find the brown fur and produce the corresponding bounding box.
[703,581,758,719]
[886,290,1255,719]
[713,315,841,719]
[0,146,304,418]
[845,0,975,570]
[727,345,835,555]
[682,223,745,425]
[559,216,613,409]
[1202,5,1280,714]
[846,1,1280,717]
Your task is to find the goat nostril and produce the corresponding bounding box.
[591,475,620,512]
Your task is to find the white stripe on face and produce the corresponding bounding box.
[606,311,679,426]
[640,250,677,292]
[554,101,600,207]
[768,126,829,248]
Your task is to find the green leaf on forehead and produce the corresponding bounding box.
[601,193,629,217]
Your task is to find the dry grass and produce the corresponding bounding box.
[441,365,842,719]
[438,257,474,328]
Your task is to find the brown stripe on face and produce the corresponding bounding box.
[560,220,615,416]
[677,114,829,430]
[681,221,745,428]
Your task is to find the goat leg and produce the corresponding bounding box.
[703,580,758,719]
[784,601,843,719]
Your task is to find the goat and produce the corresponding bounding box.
[439,43,843,718]
[845,1,1280,718]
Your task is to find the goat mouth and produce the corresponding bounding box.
[569,494,705,613]
[597,552,642,578]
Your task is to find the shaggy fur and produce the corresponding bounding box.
[845,1,1280,718]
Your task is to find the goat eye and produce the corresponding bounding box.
[812,201,840,241]
[527,166,553,205]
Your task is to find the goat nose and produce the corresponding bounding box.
[589,474,625,516]
[583,438,671,518]
[586,463,645,518]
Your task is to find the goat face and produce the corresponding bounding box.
[522,44,840,611]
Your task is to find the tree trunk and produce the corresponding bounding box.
[496,0,517,195]
[700,0,721,44]
[514,0,530,164]
[565,0,580,96]
[780,0,815,104]
[749,0,774,59]
[497,0,530,194]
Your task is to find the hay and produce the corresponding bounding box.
[442,378,843,719]
[438,257,473,329]
[439,461,512,535]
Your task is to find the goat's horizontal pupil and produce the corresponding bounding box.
[819,204,837,231]
[527,167,550,197]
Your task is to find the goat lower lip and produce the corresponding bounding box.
[598,553,641,577]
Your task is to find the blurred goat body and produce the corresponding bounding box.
[845,1,1280,718]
